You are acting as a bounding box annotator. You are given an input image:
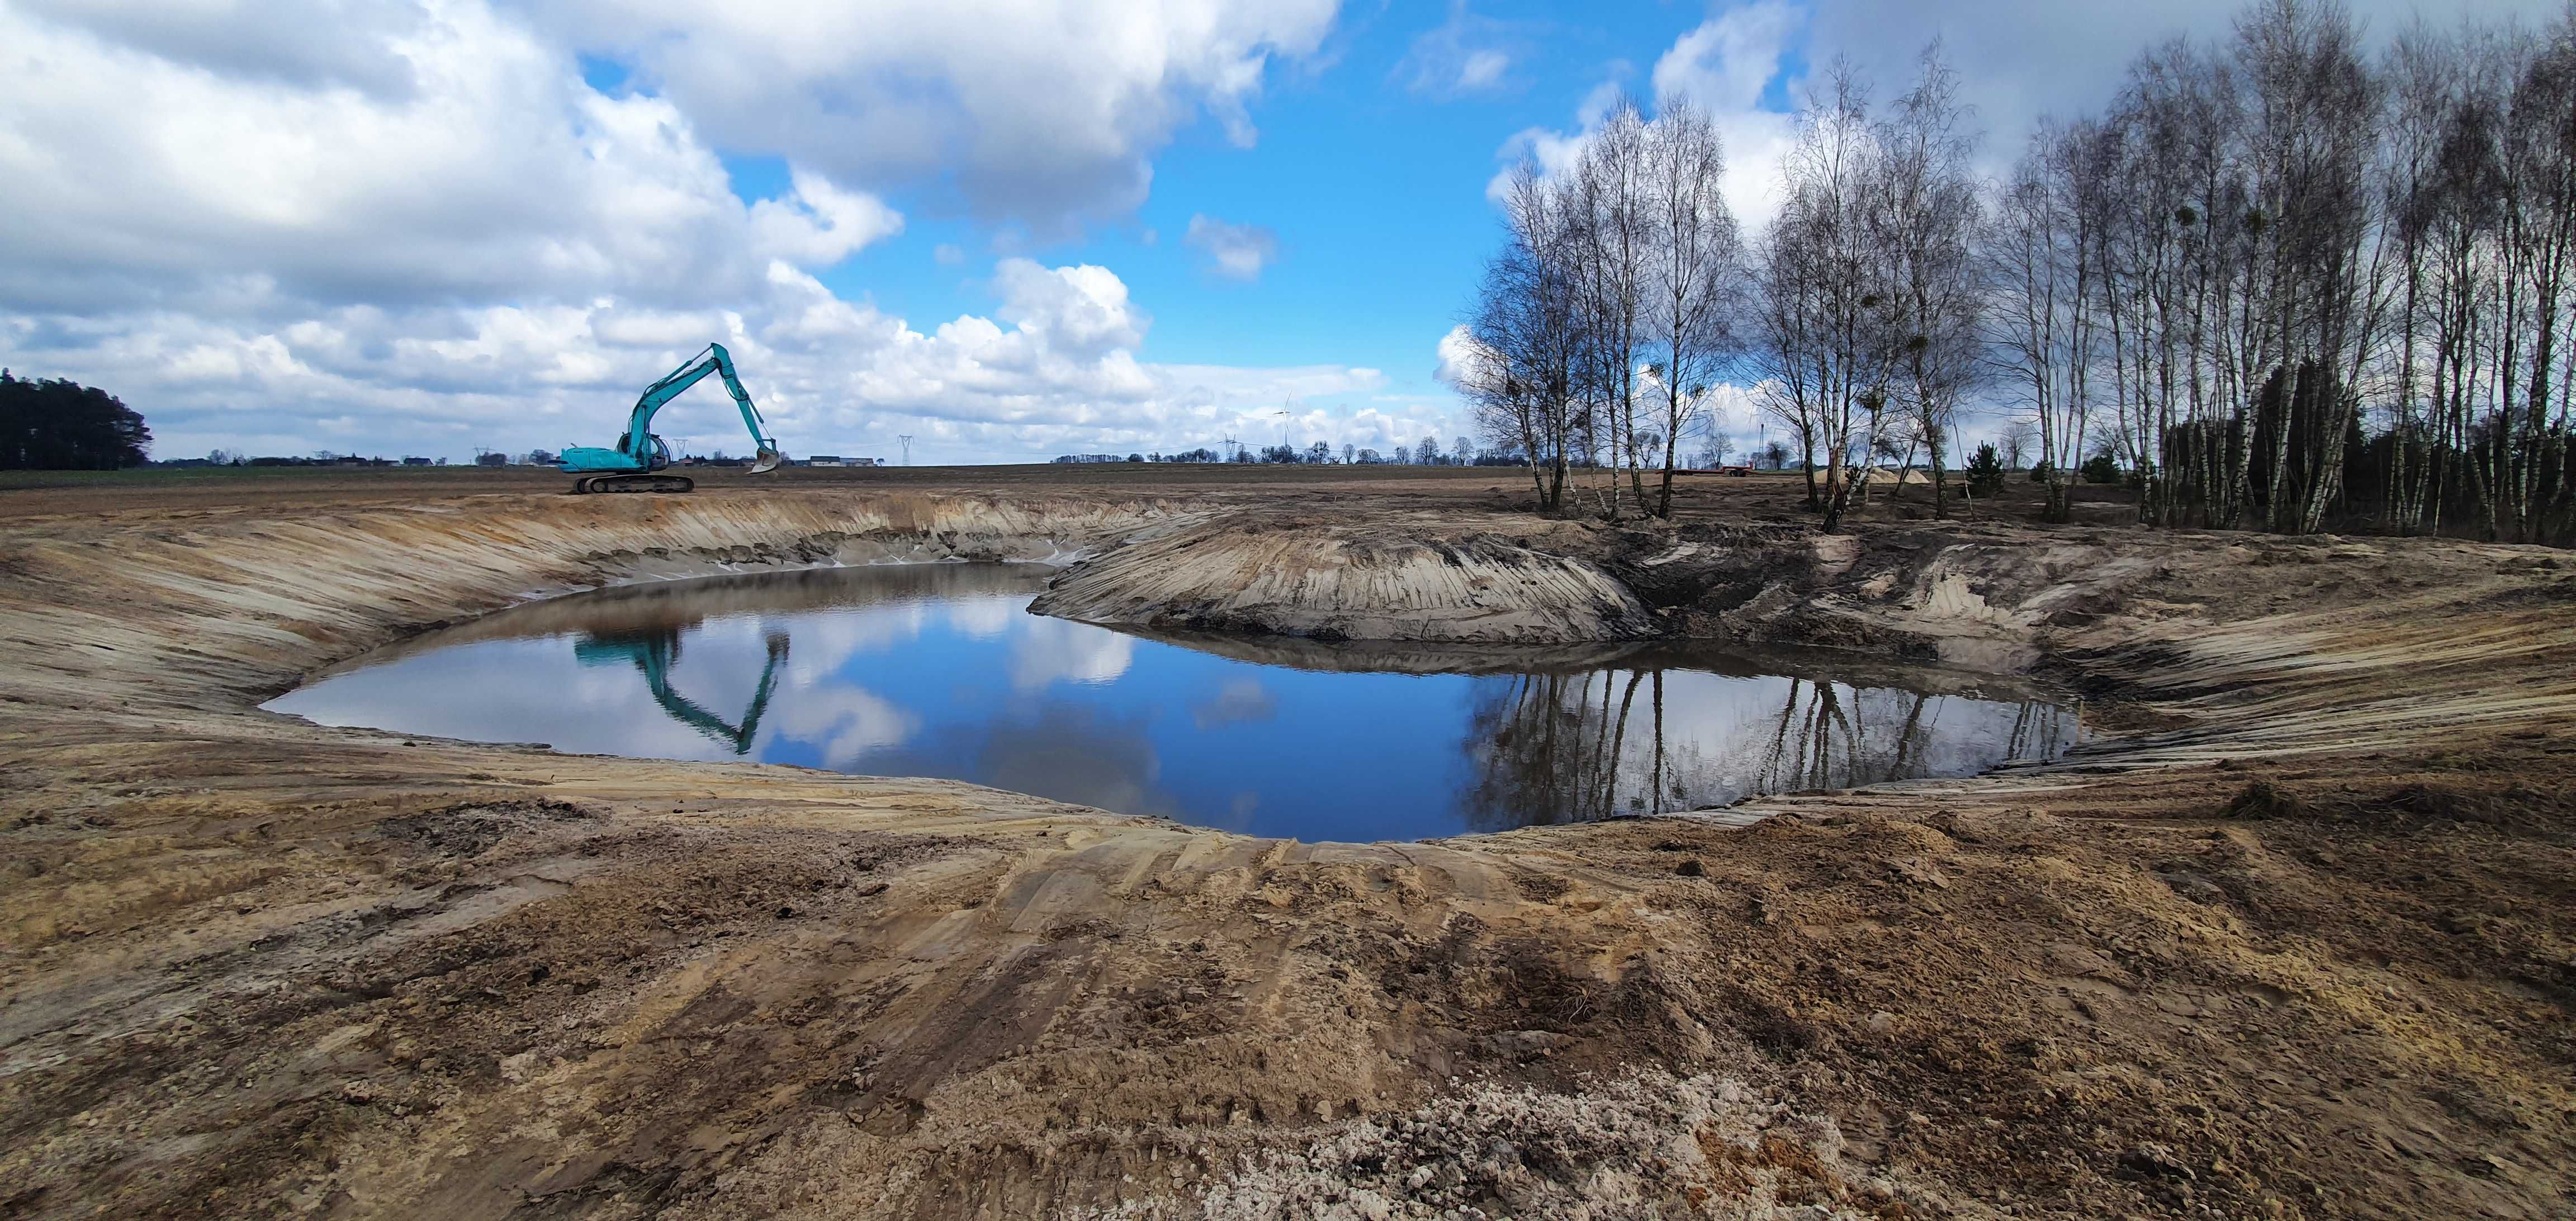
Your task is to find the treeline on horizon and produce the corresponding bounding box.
[1052,434,1518,466]
[1457,0,2576,545]
[0,371,151,471]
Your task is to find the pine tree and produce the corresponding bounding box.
[1966,442,2007,496]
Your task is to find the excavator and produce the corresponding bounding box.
[572,627,790,754]
[558,342,782,493]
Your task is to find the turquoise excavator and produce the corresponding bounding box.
[558,342,782,494]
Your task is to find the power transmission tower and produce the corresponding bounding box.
[898,435,912,466]
[1220,436,1238,462]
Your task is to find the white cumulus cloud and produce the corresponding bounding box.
[1490,4,1800,230]
[1651,1,1800,112]
[1433,324,1491,390]
[1183,216,1281,282]
[527,0,1342,230]
[747,168,906,267]
[0,0,1412,465]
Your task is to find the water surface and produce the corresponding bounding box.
[267,564,2081,841]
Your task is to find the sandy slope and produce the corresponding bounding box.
[1,471,2571,1220]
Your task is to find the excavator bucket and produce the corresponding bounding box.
[750,446,783,474]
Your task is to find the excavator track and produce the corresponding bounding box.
[572,473,695,494]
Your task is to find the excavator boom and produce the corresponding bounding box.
[572,629,790,754]
[558,342,782,492]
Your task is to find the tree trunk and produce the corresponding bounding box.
[1655,413,1679,519]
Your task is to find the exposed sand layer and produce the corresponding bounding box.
[1,474,2571,1220]
[0,492,1166,714]
[1030,512,1655,642]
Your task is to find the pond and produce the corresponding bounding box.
[266,564,2082,841]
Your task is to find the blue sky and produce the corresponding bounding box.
[1,0,2550,463]
[744,3,1789,374]
[675,2,1770,457]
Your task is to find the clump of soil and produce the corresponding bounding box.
[2224,769,2576,834]
[1085,1071,1964,1221]
[375,797,599,856]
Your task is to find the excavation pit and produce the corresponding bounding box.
[7,477,2572,1219]
[266,562,2083,840]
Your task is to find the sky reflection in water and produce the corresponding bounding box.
[267,565,2081,842]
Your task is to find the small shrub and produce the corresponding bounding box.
[1965,442,2006,496]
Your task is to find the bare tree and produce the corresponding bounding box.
[1984,122,2100,521]
[1640,96,1745,517]
[1999,419,2034,470]
[2228,0,2393,532]
[2128,0,2546,538]
[1750,220,1825,511]
[1570,97,1656,518]
[1464,96,1749,520]
[1470,0,2576,543]
[2496,22,2576,541]
[1461,164,1587,509]
[1870,45,1983,518]
[1750,60,1901,533]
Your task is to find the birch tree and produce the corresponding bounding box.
[1869,47,1982,518]
[1641,96,1745,518]
[1750,61,1900,533]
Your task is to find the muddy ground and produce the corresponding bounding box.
[0,465,2570,1220]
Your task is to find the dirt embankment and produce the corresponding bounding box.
[0,491,1169,714]
[2,474,2573,1220]
[1029,512,1656,642]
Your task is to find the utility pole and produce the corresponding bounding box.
[898,435,912,466]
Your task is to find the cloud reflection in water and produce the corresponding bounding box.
[267,564,2082,841]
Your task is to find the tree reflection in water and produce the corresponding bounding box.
[1458,664,2079,831]
[274,565,2085,841]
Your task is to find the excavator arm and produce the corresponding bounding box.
[614,343,780,472]
[572,629,791,755]
[560,342,781,482]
